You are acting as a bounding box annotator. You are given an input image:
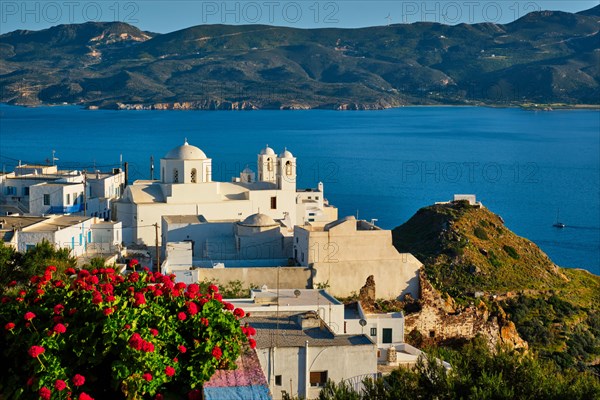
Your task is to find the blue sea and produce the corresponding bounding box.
[0,104,598,275]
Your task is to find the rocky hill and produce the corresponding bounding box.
[0,5,598,109]
[393,201,600,369]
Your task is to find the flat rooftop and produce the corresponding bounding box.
[0,216,48,240]
[22,216,93,232]
[229,288,341,309]
[298,217,381,232]
[249,313,373,348]
[163,215,240,225]
[7,175,79,181]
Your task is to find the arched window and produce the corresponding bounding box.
[246,174,252,183]
[191,168,197,183]
[285,161,292,176]
[267,158,273,172]
[173,169,179,183]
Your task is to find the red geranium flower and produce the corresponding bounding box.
[24,312,36,321]
[165,366,175,377]
[249,338,257,349]
[187,283,199,294]
[212,346,222,360]
[39,387,52,400]
[91,292,103,304]
[128,333,143,350]
[54,379,67,391]
[53,323,67,334]
[142,341,155,353]
[177,312,187,321]
[134,292,146,306]
[143,372,152,382]
[233,308,245,318]
[149,328,158,336]
[208,284,219,293]
[103,307,114,316]
[54,304,65,315]
[178,345,187,353]
[79,393,94,400]
[73,374,85,387]
[187,302,198,315]
[4,322,15,330]
[28,345,45,358]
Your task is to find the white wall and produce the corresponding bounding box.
[18,218,94,257]
[29,183,84,215]
[87,171,125,199]
[257,343,377,400]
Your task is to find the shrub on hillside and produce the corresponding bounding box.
[474,227,489,240]
[503,245,520,259]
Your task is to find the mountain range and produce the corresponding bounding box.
[0,5,598,110]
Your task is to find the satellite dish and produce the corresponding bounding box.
[294,289,301,298]
[359,319,367,327]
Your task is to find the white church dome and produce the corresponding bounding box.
[165,140,207,160]
[259,145,276,156]
[239,213,278,227]
[279,148,294,158]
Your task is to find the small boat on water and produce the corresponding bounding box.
[553,209,566,228]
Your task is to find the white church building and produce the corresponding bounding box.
[114,141,338,246]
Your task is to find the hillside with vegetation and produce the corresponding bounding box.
[0,5,599,109]
[392,201,600,371]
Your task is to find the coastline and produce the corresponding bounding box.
[2,101,599,111]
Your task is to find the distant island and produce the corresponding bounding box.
[0,5,598,110]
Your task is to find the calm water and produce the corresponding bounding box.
[0,104,598,274]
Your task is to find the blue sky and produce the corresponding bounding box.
[0,1,597,33]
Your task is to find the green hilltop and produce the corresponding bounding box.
[392,201,600,369]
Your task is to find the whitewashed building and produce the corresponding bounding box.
[115,141,337,246]
[227,288,420,399]
[0,163,125,218]
[0,215,122,258]
[17,215,94,257]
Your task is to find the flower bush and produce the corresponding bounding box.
[0,266,255,399]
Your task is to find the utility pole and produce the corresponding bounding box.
[150,156,155,180]
[83,170,87,217]
[154,223,160,272]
